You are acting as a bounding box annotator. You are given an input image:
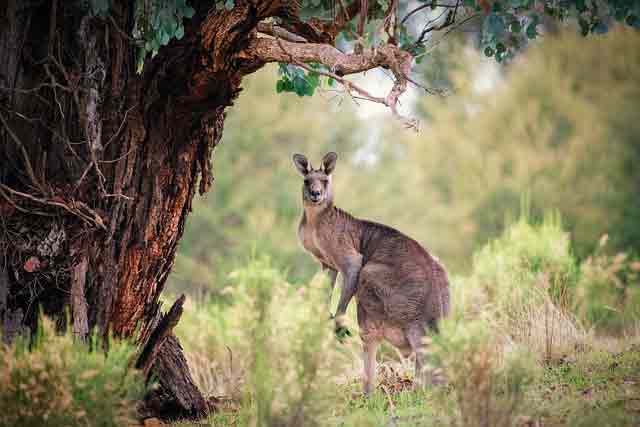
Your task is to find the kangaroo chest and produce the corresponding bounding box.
[298,220,333,268]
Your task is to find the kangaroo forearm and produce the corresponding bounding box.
[323,264,338,288]
[336,271,358,315]
[323,265,338,309]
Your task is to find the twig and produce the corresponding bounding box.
[404,73,448,96]
[401,2,460,25]
[0,183,106,230]
[0,111,45,194]
[0,185,52,216]
[257,22,308,43]
[415,8,453,46]
[418,12,480,54]
[99,144,137,164]
[102,105,136,150]
[107,15,141,43]
[264,36,418,130]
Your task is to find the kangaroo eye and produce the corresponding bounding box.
[304,179,310,185]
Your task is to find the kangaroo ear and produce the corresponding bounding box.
[292,153,310,176]
[322,152,337,175]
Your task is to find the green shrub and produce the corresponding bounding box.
[429,317,537,427]
[453,211,587,361]
[472,211,578,312]
[0,319,144,427]
[176,257,356,427]
[575,236,640,333]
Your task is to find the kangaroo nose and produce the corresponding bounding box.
[310,190,321,198]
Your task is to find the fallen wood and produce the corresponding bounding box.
[136,295,209,421]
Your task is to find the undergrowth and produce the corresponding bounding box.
[0,318,144,427]
[175,213,639,427]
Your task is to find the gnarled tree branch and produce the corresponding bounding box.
[238,35,418,129]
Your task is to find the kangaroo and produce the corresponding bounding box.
[293,152,450,394]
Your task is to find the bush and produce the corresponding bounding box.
[430,318,537,427]
[176,257,356,427]
[452,211,587,362]
[575,236,640,333]
[472,211,578,310]
[0,319,144,427]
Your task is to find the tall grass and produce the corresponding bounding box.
[447,211,587,363]
[175,213,639,426]
[0,318,144,427]
[575,237,640,333]
[177,257,357,426]
[430,319,537,427]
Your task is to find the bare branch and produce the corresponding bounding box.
[401,2,460,25]
[0,111,45,194]
[257,22,308,43]
[241,36,405,78]
[415,7,455,46]
[357,0,369,39]
[240,35,418,129]
[0,183,107,230]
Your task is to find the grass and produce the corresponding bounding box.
[171,214,640,427]
[4,214,636,426]
[0,318,144,427]
[531,344,640,426]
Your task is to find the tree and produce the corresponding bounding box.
[0,0,637,421]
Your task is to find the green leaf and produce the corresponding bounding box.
[526,15,540,39]
[484,13,506,41]
[152,12,161,30]
[484,46,495,57]
[166,19,178,36]
[377,0,391,10]
[91,0,110,15]
[136,48,146,74]
[183,6,195,18]
[579,17,590,35]
[306,72,320,88]
[159,30,171,46]
[293,76,309,97]
[276,80,285,93]
[285,80,295,91]
[510,20,522,33]
[509,0,529,8]
[175,25,185,40]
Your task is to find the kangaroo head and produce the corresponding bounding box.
[292,152,337,206]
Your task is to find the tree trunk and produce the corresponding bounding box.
[0,0,265,421]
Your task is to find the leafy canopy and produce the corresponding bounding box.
[89,0,639,103]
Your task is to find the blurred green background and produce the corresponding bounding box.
[4,29,639,427]
[167,29,640,299]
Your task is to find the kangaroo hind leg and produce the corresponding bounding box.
[405,324,428,389]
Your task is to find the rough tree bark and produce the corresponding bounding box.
[0,0,435,421]
[0,0,266,420]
